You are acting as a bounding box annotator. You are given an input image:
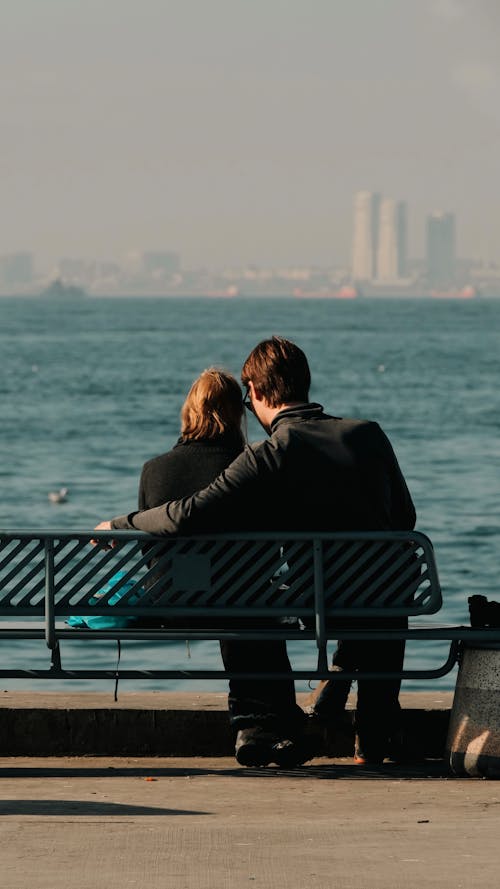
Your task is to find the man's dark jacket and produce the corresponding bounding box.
[112,403,416,534]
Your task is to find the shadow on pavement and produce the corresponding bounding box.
[0,759,449,781]
[0,799,210,816]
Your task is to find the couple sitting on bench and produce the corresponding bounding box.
[95,336,416,768]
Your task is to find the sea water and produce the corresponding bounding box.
[1,295,499,693]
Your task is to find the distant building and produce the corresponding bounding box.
[351,191,379,281]
[426,212,456,286]
[376,198,398,281]
[397,201,407,278]
[0,252,34,287]
[351,192,407,283]
[375,198,408,282]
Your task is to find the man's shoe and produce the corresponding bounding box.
[271,739,304,768]
[235,727,316,769]
[353,734,384,766]
[235,728,277,767]
[353,753,384,765]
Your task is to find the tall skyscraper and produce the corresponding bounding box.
[426,212,456,286]
[397,201,407,278]
[351,191,407,282]
[351,191,380,281]
[376,198,407,281]
[376,198,398,281]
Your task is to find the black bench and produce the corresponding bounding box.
[0,528,494,684]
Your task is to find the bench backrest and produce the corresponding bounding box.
[0,529,441,621]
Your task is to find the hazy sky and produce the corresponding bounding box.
[1,0,499,269]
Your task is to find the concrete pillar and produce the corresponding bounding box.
[447,645,500,777]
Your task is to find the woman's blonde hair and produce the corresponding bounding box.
[181,368,244,442]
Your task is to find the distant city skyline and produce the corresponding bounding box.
[1,188,498,273]
[3,208,500,299]
[1,2,499,269]
[0,191,482,284]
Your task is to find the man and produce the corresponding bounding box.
[96,336,416,767]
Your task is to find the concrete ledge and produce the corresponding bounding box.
[0,691,453,757]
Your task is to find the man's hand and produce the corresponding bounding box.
[91,520,115,548]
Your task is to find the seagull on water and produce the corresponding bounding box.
[48,487,69,504]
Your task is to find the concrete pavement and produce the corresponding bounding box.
[0,754,498,889]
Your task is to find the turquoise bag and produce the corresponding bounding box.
[67,570,146,629]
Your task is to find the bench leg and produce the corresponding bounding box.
[50,642,62,673]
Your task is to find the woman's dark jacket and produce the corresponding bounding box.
[138,434,244,512]
[137,433,244,616]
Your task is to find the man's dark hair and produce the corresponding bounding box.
[241,336,311,407]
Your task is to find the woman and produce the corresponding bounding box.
[137,368,303,767]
